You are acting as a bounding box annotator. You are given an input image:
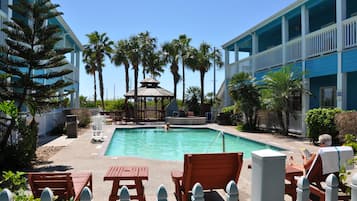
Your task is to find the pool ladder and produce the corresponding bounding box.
[206,130,225,153]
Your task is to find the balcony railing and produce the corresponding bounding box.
[306,24,337,58]
[0,13,6,45]
[343,15,357,49]
[286,37,302,62]
[238,57,252,73]
[255,44,283,70]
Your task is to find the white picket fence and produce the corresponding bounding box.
[1,174,357,201]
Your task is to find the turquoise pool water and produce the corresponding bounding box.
[105,128,283,161]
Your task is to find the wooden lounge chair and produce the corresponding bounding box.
[285,146,353,201]
[171,152,244,201]
[28,172,92,201]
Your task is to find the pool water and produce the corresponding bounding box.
[105,128,283,161]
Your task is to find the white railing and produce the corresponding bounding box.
[286,37,302,62]
[255,44,283,70]
[0,14,7,45]
[306,24,337,58]
[343,15,357,49]
[238,57,252,73]
[226,62,238,79]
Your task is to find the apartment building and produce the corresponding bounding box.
[221,0,357,133]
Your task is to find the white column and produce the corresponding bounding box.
[7,0,12,19]
[251,149,286,201]
[234,43,239,73]
[282,16,288,65]
[76,50,80,68]
[224,49,230,106]
[71,45,75,65]
[301,5,310,136]
[336,0,347,109]
[252,33,258,75]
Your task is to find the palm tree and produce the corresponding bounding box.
[162,40,180,99]
[127,35,142,123]
[84,31,113,110]
[261,66,307,135]
[83,47,97,105]
[145,51,165,79]
[139,31,157,79]
[228,72,260,130]
[112,39,131,93]
[186,42,223,104]
[177,34,192,105]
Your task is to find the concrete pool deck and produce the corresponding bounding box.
[36,123,327,201]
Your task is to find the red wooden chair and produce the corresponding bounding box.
[285,146,353,201]
[28,172,92,201]
[171,152,243,201]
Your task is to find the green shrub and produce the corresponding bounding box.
[77,109,91,128]
[0,171,40,201]
[343,134,357,153]
[305,108,342,142]
[105,99,133,112]
[221,105,235,113]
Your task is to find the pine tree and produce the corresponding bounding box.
[0,0,73,155]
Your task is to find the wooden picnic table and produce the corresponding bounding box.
[104,166,148,201]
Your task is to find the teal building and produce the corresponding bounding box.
[221,0,357,134]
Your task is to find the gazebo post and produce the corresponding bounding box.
[154,97,158,120]
[161,98,164,121]
[144,97,147,121]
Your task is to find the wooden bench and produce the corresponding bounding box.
[28,172,92,201]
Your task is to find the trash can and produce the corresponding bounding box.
[205,112,212,122]
[66,115,77,138]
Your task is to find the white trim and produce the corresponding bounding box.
[56,15,83,51]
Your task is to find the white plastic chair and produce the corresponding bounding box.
[91,115,105,142]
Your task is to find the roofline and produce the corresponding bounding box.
[56,15,83,51]
[222,0,307,49]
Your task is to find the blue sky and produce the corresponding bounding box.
[52,0,296,100]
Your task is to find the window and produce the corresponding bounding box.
[320,87,336,108]
[289,92,302,111]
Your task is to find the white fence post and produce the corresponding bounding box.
[0,189,13,201]
[251,149,286,201]
[157,184,168,201]
[351,173,357,201]
[226,180,239,201]
[325,174,339,201]
[80,187,93,201]
[119,186,130,201]
[296,177,309,201]
[40,187,54,201]
[191,183,204,201]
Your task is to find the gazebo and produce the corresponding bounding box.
[124,78,174,121]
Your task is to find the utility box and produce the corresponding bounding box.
[66,115,77,138]
[251,149,286,201]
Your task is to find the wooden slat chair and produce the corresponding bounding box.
[285,146,353,201]
[171,152,244,201]
[28,172,92,201]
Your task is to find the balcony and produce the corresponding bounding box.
[255,45,283,70]
[286,37,302,63]
[306,24,337,58]
[226,57,252,79]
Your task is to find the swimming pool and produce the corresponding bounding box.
[105,128,283,161]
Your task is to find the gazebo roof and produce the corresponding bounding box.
[140,77,160,84]
[125,77,174,98]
